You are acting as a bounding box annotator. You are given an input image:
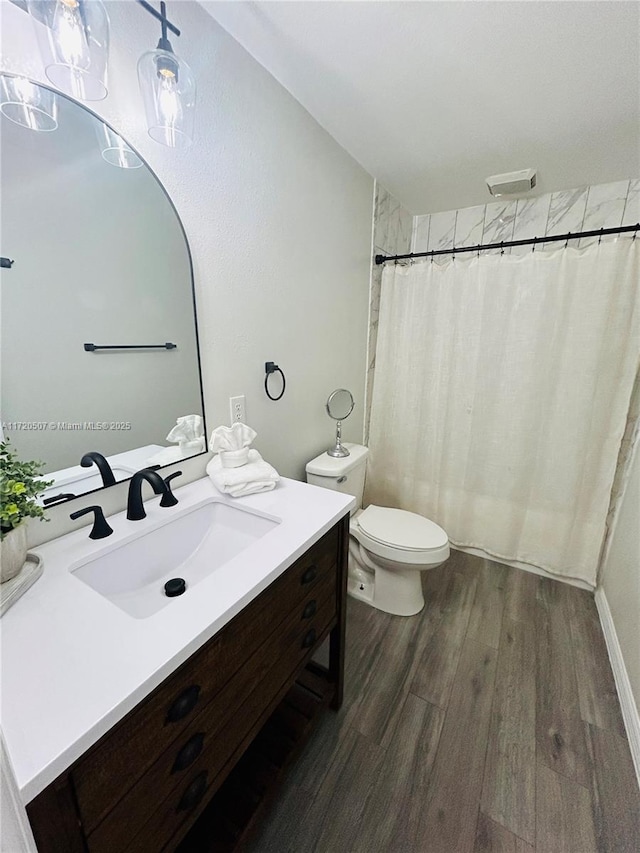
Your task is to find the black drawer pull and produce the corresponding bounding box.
[301,628,317,649]
[166,685,201,723]
[171,732,205,774]
[302,600,317,620]
[300,565,317,585]
[176,770,208,812]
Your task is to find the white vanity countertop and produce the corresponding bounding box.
[0,476,354,804]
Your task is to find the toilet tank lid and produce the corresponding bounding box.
[305,444,369,477]
[358,505,448,550]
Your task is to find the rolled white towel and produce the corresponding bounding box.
[167,415,205,453]
[209,423,257,454]
[206,449,280,497]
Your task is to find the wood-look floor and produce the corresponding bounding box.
[246,550,640,853]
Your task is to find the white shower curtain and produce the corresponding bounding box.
[366,240,640,586]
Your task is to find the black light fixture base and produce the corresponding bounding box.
[136,0,181,37]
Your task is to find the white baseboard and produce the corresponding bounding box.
[595,587,640,788]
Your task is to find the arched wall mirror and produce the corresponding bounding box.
[0,75,206,504]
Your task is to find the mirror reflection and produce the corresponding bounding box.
[0,77,205,502]
[326,389,355,421]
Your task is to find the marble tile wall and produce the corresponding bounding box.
[364,183,412,442]
[368,179,639,580]
[412,179,639,256]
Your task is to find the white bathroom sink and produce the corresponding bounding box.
[70,500,280,619]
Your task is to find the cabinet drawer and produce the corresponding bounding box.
[73,523,340,834]
[85,590,337,853]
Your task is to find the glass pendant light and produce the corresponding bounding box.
[95,122,143,169]
[0,75,58,132]
[28,0,109,101]
[137,2,195,148]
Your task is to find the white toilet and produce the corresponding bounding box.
[305,444,449,616]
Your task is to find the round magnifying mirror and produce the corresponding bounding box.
[326,389,354,457]
[326,389,354,421]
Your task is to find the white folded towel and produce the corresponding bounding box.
[209,423,257,454]
[146,414,206,467]
[167,415,205,454]
[206,449,280,497]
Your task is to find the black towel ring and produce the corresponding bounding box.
[264,361,286,401]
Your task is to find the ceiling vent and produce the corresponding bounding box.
[486,169,537,197]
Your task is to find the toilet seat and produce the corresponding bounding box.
[356,505,448,552]
[351,505,450,568]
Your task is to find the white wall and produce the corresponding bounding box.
[0,0,374,543]
[600,438,640,713]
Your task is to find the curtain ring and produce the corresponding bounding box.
[500,242,504,255]
[477,246,480,258]
[565,232,571,249]
[598,230,602,245]
[633,227,637,241]
[531,237,536,253]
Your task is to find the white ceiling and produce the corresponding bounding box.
[203,1,640,214]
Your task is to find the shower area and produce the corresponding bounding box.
[365,180,640,589]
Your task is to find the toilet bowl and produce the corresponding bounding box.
[305,444,449,616]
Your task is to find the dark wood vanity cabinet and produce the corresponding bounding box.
[26,515,349,853]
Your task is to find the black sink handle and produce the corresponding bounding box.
[160,471,182,508]
[70,506,113,540]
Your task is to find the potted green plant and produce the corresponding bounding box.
[0,440,53,583]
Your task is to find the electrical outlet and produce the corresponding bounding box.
[230,395,246,424]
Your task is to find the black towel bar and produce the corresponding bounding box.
[84,342,177,352]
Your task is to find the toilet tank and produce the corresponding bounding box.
[305,444,369,512]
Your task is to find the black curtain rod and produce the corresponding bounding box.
[375,223,639,265]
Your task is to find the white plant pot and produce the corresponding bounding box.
[1,523,28,583]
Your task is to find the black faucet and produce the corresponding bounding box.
[127,469,174,521]
[80,452,116,487]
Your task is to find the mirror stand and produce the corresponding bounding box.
[325,389,355,458]
[327,419,349,458]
